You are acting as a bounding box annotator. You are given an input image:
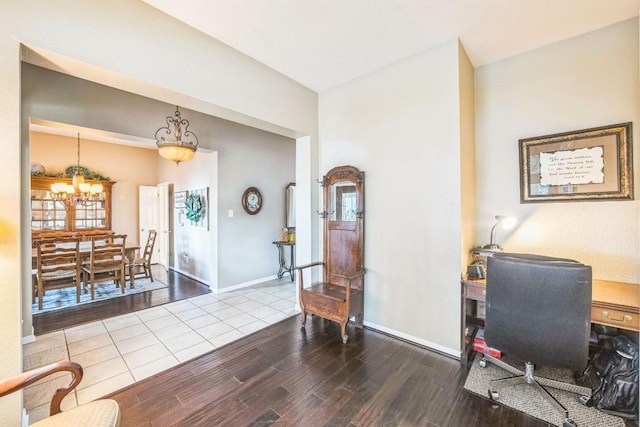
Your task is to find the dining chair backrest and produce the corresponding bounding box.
[142,230,157,263]
[128,230,157,287]
[34,237,62,251]
[32,237,72,270]
[88,234,127,266]
[88,233,117,244]
[37,237,81,275]
[83,234,127,299]
[35,237,82,310]
[33,231,81,247]
[82,229,115,242]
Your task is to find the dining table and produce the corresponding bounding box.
[32,241,140,287]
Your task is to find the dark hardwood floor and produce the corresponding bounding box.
[107,315,549,427]
[33,267,210,335]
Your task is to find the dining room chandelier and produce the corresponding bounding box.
[154,106,199,165]
[50,133,103,207]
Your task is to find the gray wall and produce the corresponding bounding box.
[22,63,295,289]
[214,124,296,286]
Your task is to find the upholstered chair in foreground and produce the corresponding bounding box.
[0,360,120,426]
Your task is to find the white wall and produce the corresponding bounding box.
[158,152,218,285]
[1,1,317,423]
[319,40,466,355]
[475,18,639,283]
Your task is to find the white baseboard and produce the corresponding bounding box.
[21,334,35,345]
[169,268,211,287]
[168,268,283,294]
[215,275,279,294]
[362,320,461,359]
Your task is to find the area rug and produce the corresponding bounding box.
[463,354,625,427]
[32,278,168,314]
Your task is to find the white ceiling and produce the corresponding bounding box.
[142,0,639,92]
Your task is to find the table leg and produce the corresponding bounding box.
[125,248,136,289]
[288,244,295,282]
[275,243,295,281]
[276,243,286,279]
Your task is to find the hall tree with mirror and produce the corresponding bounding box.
[298,165,365,344]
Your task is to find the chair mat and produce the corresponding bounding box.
[463,354,625,427]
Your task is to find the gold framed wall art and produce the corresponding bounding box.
[519,123,633,203]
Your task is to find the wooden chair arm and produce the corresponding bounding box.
[335,269,366,300]
[0,360,83,416]
[296,261,324,271]
[297,262,324,291]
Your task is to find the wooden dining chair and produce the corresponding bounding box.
[82,234,127,300]
[32,238,55,304]
[128,230,157,288]
[35,237,82,311]
[32,237,63,303]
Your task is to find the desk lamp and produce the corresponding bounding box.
[467,215,517,279]
[482,215,517,251]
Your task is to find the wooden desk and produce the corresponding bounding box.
[460,277,640,365]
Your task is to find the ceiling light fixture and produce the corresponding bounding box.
[154,106,199,165]
[50,133,104,207]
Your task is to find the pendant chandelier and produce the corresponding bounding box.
[154,106,199,165]
[50,133,103,207]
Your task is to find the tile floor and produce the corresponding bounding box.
[23,277,299,424]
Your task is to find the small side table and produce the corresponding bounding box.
[272,241,295,282]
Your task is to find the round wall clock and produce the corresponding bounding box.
[242,187,263,215]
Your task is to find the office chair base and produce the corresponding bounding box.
[480,354,590,426]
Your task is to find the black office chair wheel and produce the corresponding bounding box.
[479,358,487,368]
[578,395,592,406]
[488,389,499,400]
[562,418,577,427]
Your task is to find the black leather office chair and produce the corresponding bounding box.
[480,253,593,427]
